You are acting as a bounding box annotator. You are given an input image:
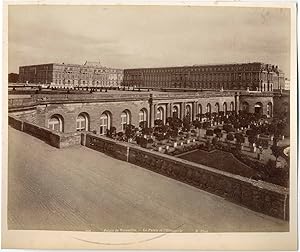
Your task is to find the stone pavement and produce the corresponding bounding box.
[7,127,288,232]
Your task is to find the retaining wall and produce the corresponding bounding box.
[8,115,82,148]
[84,133,289,221]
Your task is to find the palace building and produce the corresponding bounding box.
[123,62,285,92]
[18,61,123,88]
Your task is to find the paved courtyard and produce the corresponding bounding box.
[7,127,288,232]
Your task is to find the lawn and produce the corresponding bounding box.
[179,149,258,178]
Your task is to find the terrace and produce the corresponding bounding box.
[8,126,288,232]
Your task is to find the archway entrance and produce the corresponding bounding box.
[254,102,263,116]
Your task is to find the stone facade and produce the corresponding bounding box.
[123,62,285,92]
[8,91,280,134]
[18,61,123,88]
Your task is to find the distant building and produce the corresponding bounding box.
[18,61,123,88]
[283,78,290,90]
[123,62,285,92]
[8,73,19,83]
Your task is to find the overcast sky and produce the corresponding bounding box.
[8,5,291,76]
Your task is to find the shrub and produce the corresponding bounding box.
[227,133,234,141]
[203,121,210,129]
[148,138,154,144]
[206,129,214,136]
[154,119,164,126]
[235,133,245,143]
[212,136,219,145]
[214,128,222,135]
[223,124,234,133]
[139,121,147,129]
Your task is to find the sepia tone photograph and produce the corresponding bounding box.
[2,1,298,250]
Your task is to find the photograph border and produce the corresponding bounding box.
[1,1,298,250]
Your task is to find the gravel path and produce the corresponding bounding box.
[7,127,288,232]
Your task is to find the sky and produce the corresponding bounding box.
[8,5,291,76]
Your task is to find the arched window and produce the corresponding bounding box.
[267,102,273,117]
[215,103,220,113]
[76,113,89,131]
[139,108,148,123]
[242,102,249,113]
[223,102,227,114]
[186,104,191,115]
[230,102,234,111]
[185,104,192,121]
[206,103,211,113]
[48,114,63,132]
[173,106,179,118]
[157,107,165,122]
[100,112,111,135]
[121,110,131,131]
[254,102,263,116]
[198,104,202,115]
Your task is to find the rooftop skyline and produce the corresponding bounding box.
[8,5,291,76]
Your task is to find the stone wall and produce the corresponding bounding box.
[8,115,82,149]
[83,133,289,220]
[9,91,279,135]
[35,100,150,133]
[9,109,37,124]
[85,134,128,162]
[240,95,274,115]
[59,132,83,148]
[8,116,23,131]
[22,121,60,148]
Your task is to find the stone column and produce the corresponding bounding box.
[193,101,198,121]
[234,92,240,114]
[148,94,153,128]
[166,103,169,119]
[151,104,157,127]
[180,102,186,120]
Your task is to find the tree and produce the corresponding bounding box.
[271,145,281,164]
[183,114,191,132]
[142,127,153,136]
[192,120,201,129]
[206,129,214,136]
[227,133,234,141]
[223,124,234,133]
[212,136,219,146]
[203,121,210,129]
[117,131,124,141]
[154,119,164,127]
[214,128,222,137]
[139,121,147,129]
[124,124,136,141]
[106,126,116,138]
[167,117,182,130]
